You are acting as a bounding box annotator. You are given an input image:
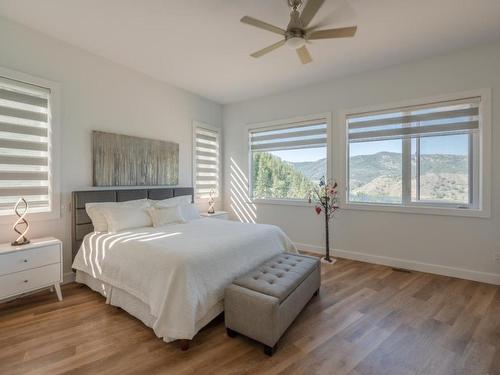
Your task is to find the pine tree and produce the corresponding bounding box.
[252,152,315,199]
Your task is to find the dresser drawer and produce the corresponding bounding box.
[0,244,61,276]
[0,263,61,299]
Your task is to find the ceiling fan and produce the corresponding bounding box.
[241,0,357,64]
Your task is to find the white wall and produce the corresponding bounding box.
[0,17,222,276]
[223,41,500,284]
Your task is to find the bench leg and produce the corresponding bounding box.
[264,344,277,356]
[179,339,190,351]
[226,328,237,338]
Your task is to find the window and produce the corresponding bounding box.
[0,72,58,217]
[346,96,484,212]
[193,122,220,199]
[249,115,329,202]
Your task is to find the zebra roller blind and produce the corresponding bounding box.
[194,125,220,199]
[0,75,51,214]
[347,97,480,142]
[249,120,327,152]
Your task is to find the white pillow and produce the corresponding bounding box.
[180,203,200,221]
[147,206,186,227]
[150,195,191,208]
[150,195,199,221]
[101,206,153,233]
[86,198,149,232]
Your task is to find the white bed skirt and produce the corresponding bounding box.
[75,270,224,342]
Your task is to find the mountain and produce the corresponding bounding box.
[348,152,468,203]
[288,151,468,203]
[290,158,326,181]
[349,152,401,186]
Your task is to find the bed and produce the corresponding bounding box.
[71,188,296,345]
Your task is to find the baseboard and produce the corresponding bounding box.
[295,243,325,254]
[294,242,500,286]
[63,272,76,284]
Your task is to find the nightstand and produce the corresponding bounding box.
[0,237,63,302]
[200,211,229,220]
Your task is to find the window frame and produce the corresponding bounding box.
[192,121,221,201]
[339,89,491,218]
[0,66,61,223]
[246,113,332,206]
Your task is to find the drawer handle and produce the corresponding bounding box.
[24,280,28,283]
[23,259,28,263]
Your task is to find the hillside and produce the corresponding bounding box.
[252,152,313,199]
[255,151,468,203]
[290,158,326,182]
[349,152,468,203]
[289,151,468,203]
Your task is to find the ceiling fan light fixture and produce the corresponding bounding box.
[285,36,306,50]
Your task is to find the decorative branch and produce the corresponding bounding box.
[309,177,340,263]
[309,176,340,220]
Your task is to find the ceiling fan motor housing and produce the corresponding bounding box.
[287,0,303,10]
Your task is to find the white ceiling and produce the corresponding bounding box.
[1,0,500,104]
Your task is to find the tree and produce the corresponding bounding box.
[252,152,314,199]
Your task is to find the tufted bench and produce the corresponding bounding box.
[224,253,320,355]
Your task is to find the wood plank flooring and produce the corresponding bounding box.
[0,257,499,375]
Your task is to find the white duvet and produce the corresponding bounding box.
[72,218,296,341]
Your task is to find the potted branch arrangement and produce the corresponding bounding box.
[309,177,340,264]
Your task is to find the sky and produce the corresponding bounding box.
[269,134,469,163]
[350,134,469,157]
[270,147,326,163]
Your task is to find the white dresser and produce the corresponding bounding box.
[0,237,63,302]
[200,211,230,220]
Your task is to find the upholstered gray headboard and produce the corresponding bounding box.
[71,187,193,260]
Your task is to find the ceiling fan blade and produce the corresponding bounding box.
[300,0,325,28]
[241,16,286,36]
[307,26,357,40]
[296,45,312,64]
[250,39,286,58]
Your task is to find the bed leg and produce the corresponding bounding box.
[264,344,276,356]
[179,339,190,351]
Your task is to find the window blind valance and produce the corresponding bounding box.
[0,76,50,213]
[250,120,327,152]
[347,98,480,142]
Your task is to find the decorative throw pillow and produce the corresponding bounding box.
[147,206,186,227]
[86,199,149,232]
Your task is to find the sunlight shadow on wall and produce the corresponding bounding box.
[230,157,257,223]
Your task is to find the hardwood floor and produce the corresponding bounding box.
[0,258,499,375]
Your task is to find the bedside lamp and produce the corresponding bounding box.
[11,197,30,246]
[207,188,215,214]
